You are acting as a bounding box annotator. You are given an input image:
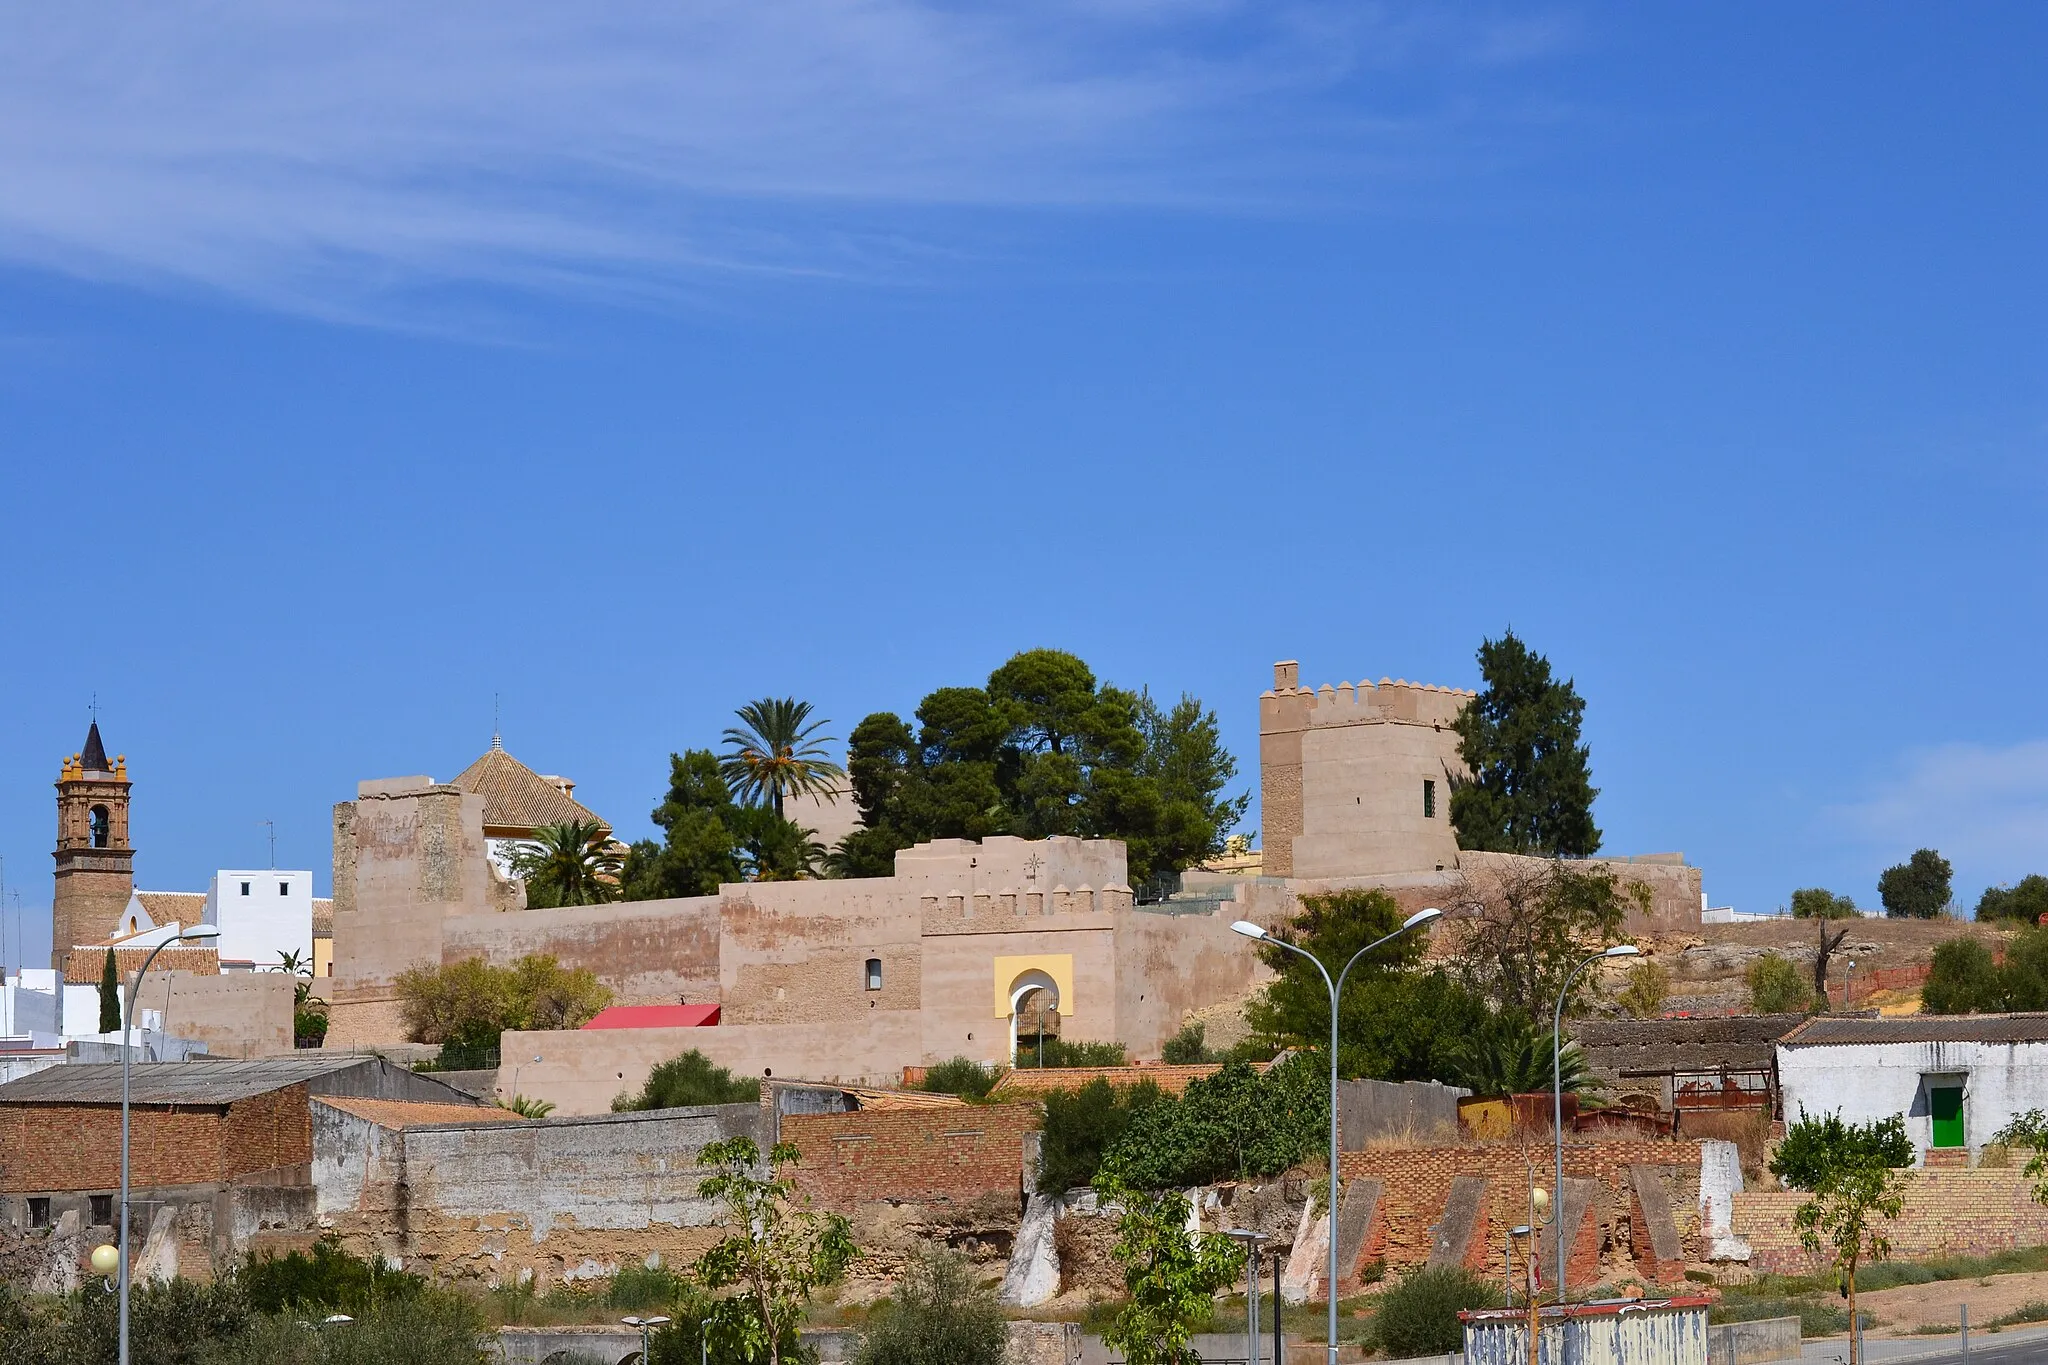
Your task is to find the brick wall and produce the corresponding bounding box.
[1734,1170,2048,1273]
[0,1086,312,1193]
[784,1104,1039,1210]
[1343,1140,1704,1284]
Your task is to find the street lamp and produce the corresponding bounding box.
[119,922,219,1365]
[1233,906,1442,1365]
[621,1314,671,1364]
[1224,1228,1270,1365]
[1551,944,1638,1306]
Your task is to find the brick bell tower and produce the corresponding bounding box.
[51,720,134,969]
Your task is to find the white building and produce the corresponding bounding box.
[1,968,61,1045]
[200,869,314,972]
[1777,1015,2048,1166]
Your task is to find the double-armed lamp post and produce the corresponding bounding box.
[1231,906,1442,1365]
[118,922,221,1365]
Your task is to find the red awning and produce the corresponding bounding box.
[579,1004,721,1030]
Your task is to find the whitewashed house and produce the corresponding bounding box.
[1777,1014,2048,1166]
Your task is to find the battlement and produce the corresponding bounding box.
[1261,660,1473,732]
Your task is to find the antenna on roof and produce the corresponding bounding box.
[260,819,276,869]
[493,692,503,751]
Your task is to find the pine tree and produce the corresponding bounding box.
[1449,630,1602,857]
[97,948,122,1035]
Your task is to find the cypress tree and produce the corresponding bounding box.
[97,947,123,1034]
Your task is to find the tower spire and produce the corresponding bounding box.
[80,719,109,773]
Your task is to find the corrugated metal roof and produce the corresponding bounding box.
[1781,1014,2048,1047]
[0,1055,377,1106]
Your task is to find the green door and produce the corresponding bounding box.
[1930,1086,1965,1148]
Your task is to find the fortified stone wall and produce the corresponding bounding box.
[499,1015,926,1115]
[440,894,723,1009]
[1260,661,1471,880]
[1734,1170,2048,1272]
[0,1086,313,1193]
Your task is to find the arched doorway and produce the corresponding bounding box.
[1006,970,1060,1065]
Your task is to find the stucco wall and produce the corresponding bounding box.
[442,894,723,1008]
[499,1015,927,1114]
[1112,908,1274,1060]
[1778,1038,2048,1160]
[127,970,295,1057]
[332,780,493,1001]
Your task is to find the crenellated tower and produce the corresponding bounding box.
[51,720,134,968]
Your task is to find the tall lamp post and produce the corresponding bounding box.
[1232,906,1442,1365]
[1551,944,1638,1308]
[1224,1228,1269,1365]
[119,921,219,1365]
[621,1313,671,1364]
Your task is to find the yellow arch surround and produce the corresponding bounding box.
[992,953,1075,1019]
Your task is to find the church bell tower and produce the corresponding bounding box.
[52,721,134,968]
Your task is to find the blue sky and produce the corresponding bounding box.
[2,5,2044,967]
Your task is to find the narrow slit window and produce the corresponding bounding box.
[865,958,883,992]
[240,881,251,896]
[279,881,290,895]
[1423,779,1436,819]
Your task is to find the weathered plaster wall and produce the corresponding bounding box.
[1778,1039,2048,1161]
[317,1104,760,1284]
[332,780,495,1002]
[442,895,722,1008]
[498,1015,926,1114]
[1112,908,1274,1060]
[126,971,295,1058]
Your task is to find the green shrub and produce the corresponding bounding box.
[918,1057,996,1101]
[1746,953,1812,1014]
[1371,1266,1501,1357]
[1976,875,2048,923]
[1161,1022,1214,1064]
[1099,1055,1328,1190]
[1922,938,2002,1014]
[244,1239,424,1315]
[1038,1077,1166,1193]
[612,1049,761,1111]
[1790,888,1859,920]
[852,1246,1006,1365]
[1999,927,2048,1011]
[605,1262,687,1312]
[1013,1038,1129,1069]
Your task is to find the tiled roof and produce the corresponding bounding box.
[311,898,333,938]
[448,742,605,835]
[843,1087,968,1111]
[581,1004,721,1030]
[134,891,206,924]
[314,1096,520,1129]
[1781,1014,2048,1047]
[64,945,219,984]
[81,721,110,772]
[0,1056,382,1106]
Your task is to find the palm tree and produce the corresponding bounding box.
[719,698,845,817]
[507,820,623,908]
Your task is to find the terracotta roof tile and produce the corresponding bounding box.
[133,891,207,924]
[311,898,333,938]
[448,743,605,835]
[314,1096,521,1129]
[64,945,219,983]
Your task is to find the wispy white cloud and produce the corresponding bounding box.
[1826,740,2048,895]
[0,2,1571,322]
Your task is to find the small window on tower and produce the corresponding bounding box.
[1423,779,1436,819]
[240,882,251,896]
[865,958,883,992]
[279,881,290,896]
